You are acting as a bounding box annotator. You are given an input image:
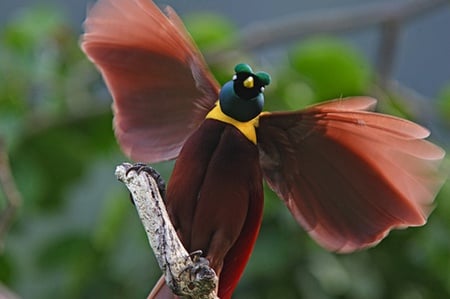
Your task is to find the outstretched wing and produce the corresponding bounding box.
[257,97,445,253]
[82,0,219,162]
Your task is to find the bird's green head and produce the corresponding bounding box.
[219,63,271,122]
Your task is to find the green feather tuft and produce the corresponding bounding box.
[234,63,253,74]
[255,71,271,86]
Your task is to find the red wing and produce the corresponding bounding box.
[257,97,445,253]
[81,0,219,162]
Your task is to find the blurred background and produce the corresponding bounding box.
[0,0,449,298]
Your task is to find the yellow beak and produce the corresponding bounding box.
[243,76,254,88]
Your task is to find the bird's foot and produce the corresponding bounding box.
[126,163,166,204]
[178,250,210,278]
[176,250,217,296]
[189,250,210,267]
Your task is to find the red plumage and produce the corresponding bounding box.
[257,97,444,252]
[148,119,263,299]
[82,0,218,162]
[162,120,263,298]
[81,0,446,298]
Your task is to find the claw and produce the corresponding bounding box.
[125,162,147,175]
[179,250,211,280]
[189,250,203,262]
[177,251,216,296]
[126,163,166,199]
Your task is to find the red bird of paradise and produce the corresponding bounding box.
[81,0,445,298]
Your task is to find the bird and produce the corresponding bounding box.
[81,0,445,298]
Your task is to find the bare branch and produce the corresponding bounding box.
[115,163,218,299]
[376,20,401,88]
[206,0,447,62]
[0,139,23,250]
[0,283,21,299]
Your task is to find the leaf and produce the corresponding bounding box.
[290,37,372,101]
[184,13,236,50]
[92,189,130,251]
[437,83,450,123]
[0,252,15,285]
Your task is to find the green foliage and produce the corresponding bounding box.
[438,84,450,124]
[184,12,236,51]
[290,37,372,101]
[183,12,240,86]
[0,5,449,299]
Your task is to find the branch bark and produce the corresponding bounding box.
[115,163,218,299]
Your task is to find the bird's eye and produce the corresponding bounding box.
[232,74,237,80]
[260,86,265,92]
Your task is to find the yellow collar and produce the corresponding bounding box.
[206,102,259,144]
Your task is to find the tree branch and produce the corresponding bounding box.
[115,163,218,299]
[376,20,401,88]
[0,139,23,250]
[0,283,21,299]
[206,0,447,62]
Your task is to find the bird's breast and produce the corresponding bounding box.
[165,118,264,298]
[205,102,260,144]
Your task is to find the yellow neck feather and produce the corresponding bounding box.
[206,103,259,144]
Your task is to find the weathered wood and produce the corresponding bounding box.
[115,163,218,299]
